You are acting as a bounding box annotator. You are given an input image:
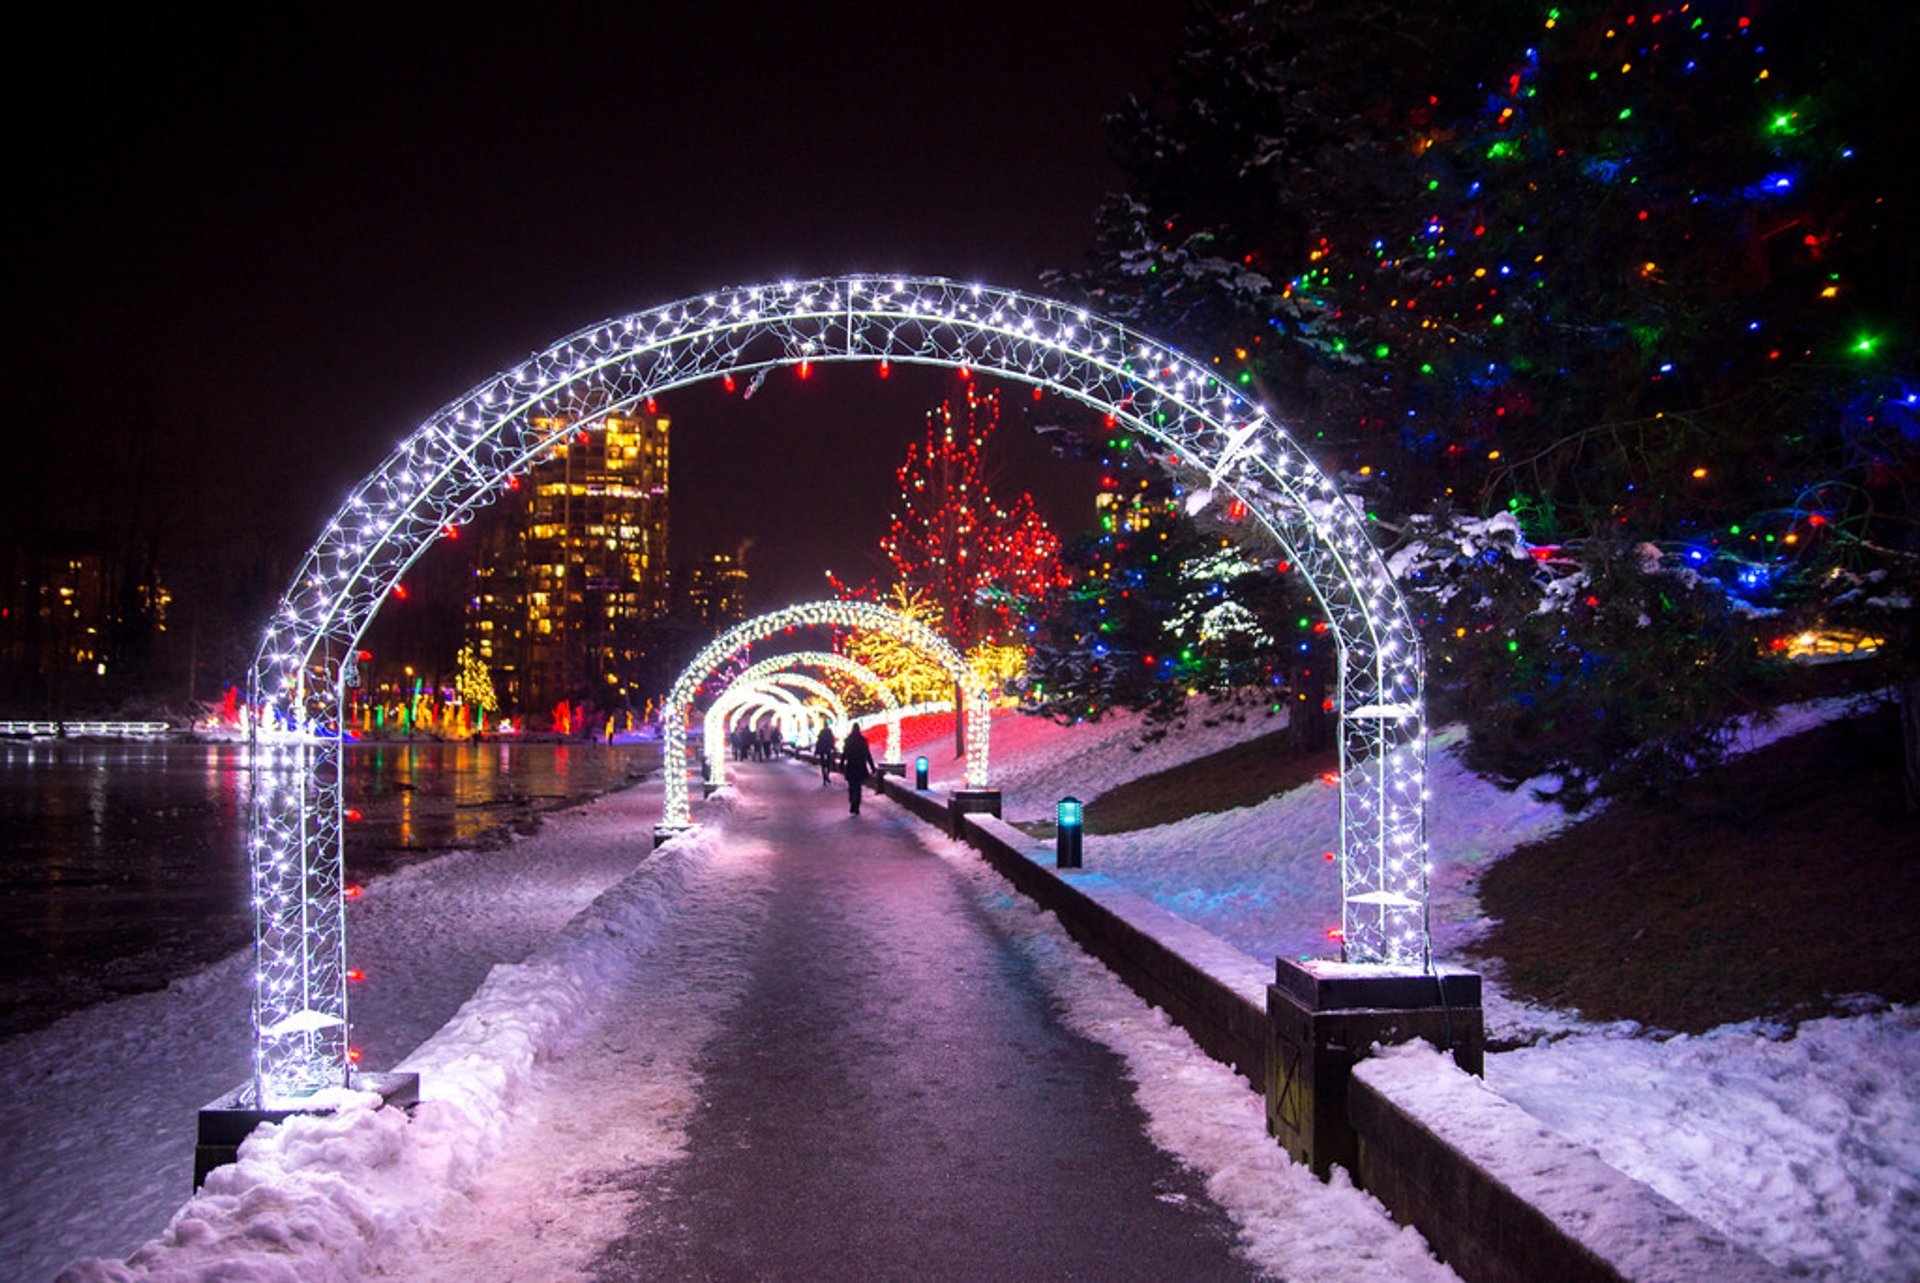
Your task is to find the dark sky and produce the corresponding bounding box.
[5,3,1184,608]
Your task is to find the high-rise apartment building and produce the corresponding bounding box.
[468,412,670,719]
[678,551,750,628]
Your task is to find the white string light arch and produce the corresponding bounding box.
[245,274,1428,1103]
[661,599,987,834]
[710,673,846,776]
[703,650,902,782]
[718,684,817,748]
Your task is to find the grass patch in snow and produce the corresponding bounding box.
[1468,704,1920,1033]
[1014,727,1336,837]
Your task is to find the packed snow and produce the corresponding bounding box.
[10,695,1915,1279]
[910,824,1454,1281]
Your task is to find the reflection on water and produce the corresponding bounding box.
[0,739,655,1038]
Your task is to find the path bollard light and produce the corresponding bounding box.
[915,756,929,790]
[1056,796,1083,869]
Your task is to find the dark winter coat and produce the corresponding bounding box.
[840,727,875,783]
[814,726,836,761]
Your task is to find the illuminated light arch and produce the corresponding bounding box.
[719,681,820,746]
[722,694,807,750]
[709,673,846,781]
[710,678,847,785]
[703,650,902,781]
[247,275,1426,1103]
[662,599,986,834]
[719,674,841,733]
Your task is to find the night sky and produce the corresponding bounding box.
[5,3,1185,609]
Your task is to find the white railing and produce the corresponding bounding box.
[0,720,171,736]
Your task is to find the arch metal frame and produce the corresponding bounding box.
[721,682,820,745]
[245,274,1427,1104]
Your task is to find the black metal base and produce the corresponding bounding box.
[878,761,906,776]
[1267,959,1483,1178]
[195,1071,420,1188]
[653,823,690,848]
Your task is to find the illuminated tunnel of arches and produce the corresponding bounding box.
[703,650,903,788]
[245,274,1427,1102]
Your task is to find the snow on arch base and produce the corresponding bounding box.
[245,273,1428,1100]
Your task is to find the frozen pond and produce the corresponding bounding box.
[0,738,655,1036]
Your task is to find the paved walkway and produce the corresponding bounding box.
[589,762,1258,1281]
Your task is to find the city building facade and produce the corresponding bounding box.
[467,412,670,720]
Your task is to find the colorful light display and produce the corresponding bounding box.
[246,275,1428,1102]
[702,651,903,784]
[661,597,991,831]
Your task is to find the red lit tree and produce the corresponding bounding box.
[866,379,1067,653]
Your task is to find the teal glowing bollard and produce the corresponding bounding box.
[1056,796,1083,869]
[915,755,929,790]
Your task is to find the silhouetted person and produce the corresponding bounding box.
[841,724,875,816]
[814,724,836,785]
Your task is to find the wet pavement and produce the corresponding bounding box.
[591,762,1261,1282]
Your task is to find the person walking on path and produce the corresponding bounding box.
[813,723,836,785]
[839,723,875,815]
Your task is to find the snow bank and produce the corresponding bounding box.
[903,701,1287,821]
[1489,1005,1920,1280]
[56,825,726,1282]
[3,783,661,1282]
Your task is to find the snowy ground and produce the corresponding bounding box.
[16,700,1917,1279]
[898,700,1919,1281]
[3,781,665,1282]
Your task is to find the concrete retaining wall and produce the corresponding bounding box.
[1351,1048,1790,1282]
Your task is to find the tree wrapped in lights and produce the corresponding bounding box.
[1067,0,1919,807]
[1024,438,1315,735]
[861,379,1066,658]
[454,643,497,723]
[833,584,956,706]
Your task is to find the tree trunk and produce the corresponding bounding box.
[1288,651,1333,753]
[1902,674,1920,815]
[954,679,965,763]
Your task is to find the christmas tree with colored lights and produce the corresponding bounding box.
[1061,0,1918,807]
[1021,430,1328,743]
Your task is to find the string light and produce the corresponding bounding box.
[660,597,995,831]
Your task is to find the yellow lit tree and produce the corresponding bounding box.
[840,585,953,705]
[455,644,498,720]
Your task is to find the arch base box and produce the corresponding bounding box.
[195,1071,419,1188]
[1266,959,1481,1179]
[947,788,1002,834]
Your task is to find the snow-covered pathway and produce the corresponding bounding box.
[590,764,1258,1281]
